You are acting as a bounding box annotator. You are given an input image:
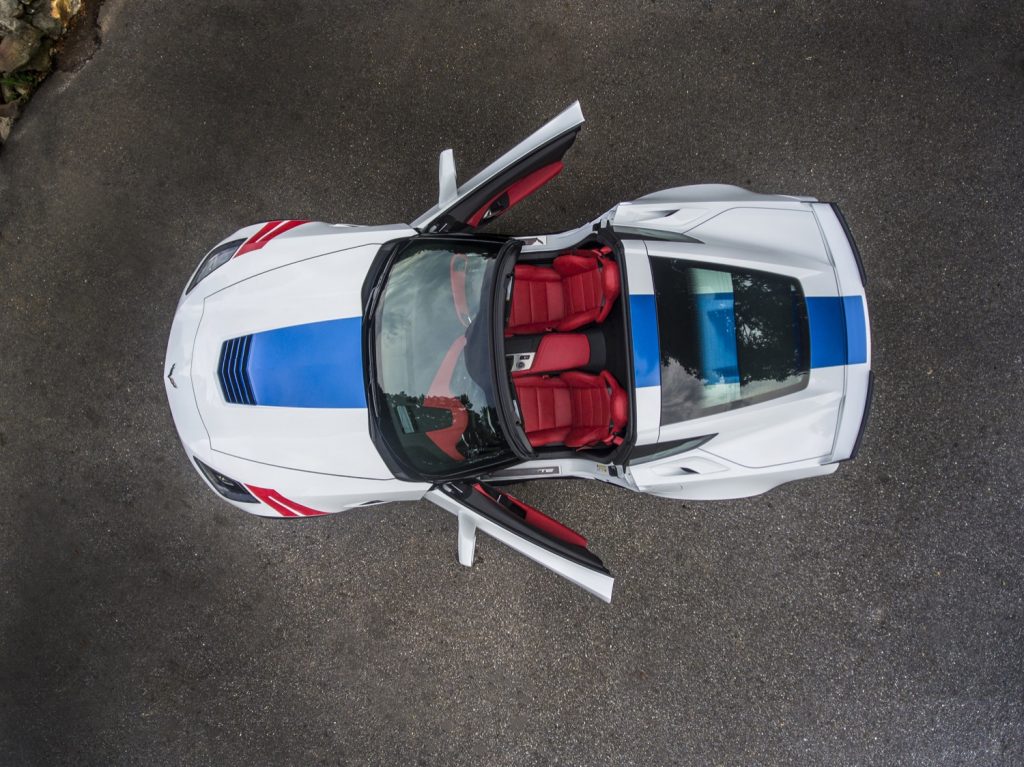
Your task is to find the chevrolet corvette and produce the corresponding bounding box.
[164,102,872,601]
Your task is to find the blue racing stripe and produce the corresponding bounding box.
[842,296,868,365]
[806,295,868,368]
[246,317,367,408]
[629,294,661,388]
[695,292,739,384]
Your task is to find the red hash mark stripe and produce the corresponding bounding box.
[234,220,309,258]
[245,485,330,517]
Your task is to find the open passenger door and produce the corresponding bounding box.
[425,480,614,602]
[412,102,585,234]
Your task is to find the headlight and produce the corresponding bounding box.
[186,238,246,294]
[194,458,258,503]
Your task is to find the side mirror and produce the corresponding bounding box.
[438,149,458,207]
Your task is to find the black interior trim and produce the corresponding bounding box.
[490,242,535,460]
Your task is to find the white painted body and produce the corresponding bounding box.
[165,103,871,600]
[165,222,433,516]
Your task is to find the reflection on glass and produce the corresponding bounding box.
[650,258,809,423]
[373,240,512,476]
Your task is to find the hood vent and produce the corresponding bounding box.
[218,335,256,405]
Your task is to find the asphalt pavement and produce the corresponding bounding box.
[1,1,1022,764]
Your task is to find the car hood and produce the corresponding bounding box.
[191,242,395,480]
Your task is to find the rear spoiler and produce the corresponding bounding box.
[849,370,874,461]
[811,203,872,462]
[829,203,867,287]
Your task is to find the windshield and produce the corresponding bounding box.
[370,238,513,477]
[649,257,810,423]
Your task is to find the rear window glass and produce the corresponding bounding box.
[649,257,809,423]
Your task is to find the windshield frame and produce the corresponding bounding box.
[363,234,523,482]
[489,249,536,459]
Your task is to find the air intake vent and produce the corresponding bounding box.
[218,335,256,405]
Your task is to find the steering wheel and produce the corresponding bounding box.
[449,253,473,327]
[423,336,468,461]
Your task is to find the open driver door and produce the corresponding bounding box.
[425,480,614,602]
[412,102,585,234]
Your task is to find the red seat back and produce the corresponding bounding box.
[513,375,573,447]
[514,370,628,449]
[506,248,620,335]
[507,264,565,336]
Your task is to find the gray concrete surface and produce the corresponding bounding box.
[1,1,1023,764]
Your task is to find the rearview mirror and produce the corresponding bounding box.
[438,149,458,207]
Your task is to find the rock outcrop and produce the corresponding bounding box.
[0,0,84,143]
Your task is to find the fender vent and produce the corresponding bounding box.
[218,335,256,405]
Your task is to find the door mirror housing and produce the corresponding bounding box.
[438,148,458,208]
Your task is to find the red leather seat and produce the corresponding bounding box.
[507,248,620,335]
[513,370,628,449]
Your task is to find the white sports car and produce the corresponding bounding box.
[165,102,872,601]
